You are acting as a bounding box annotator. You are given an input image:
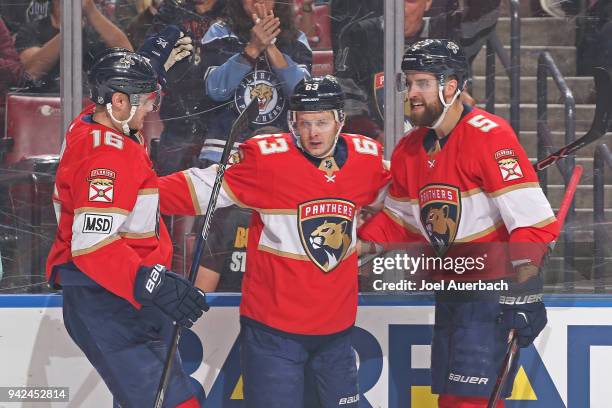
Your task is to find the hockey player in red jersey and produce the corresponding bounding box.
[159,76,390,407]
[359,39,559,408]
[46,48,208,408]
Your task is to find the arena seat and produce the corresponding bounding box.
[312,50,334,76]
[294,2,332,51]
[313,4,332,50]
[2,93,63,166]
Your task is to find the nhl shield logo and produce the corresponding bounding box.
[298,199,355,273]
[235,70,285,125]
[419,184,461,255]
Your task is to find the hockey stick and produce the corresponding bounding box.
[487,164,583,408]
[154,99,259,408]
[535,67,611,171]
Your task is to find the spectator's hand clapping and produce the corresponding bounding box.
[248,2,280,55]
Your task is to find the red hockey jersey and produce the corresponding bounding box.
[359,107,559,280]
[159,133,390,335]
[46,105,173,308]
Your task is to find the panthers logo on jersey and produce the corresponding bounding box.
[298,199,356,272]
[235,70,285,125]
[419,184,461,255]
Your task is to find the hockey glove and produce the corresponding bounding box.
[138,25,193,86]
[134,264,209,327]
[499,274,547,347]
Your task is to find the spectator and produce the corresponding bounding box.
[195,206,252,292]
[334,0,433,139]
[294,0,319,48]
[194,125,280,293]
[0,0,50,33]
[335,0,475,139]
[329,0,382,54]
[148,0,225,175]
[198,0,311,164]
[124,0,163,49]
[114,0,146,30]
[0,17,27,138]
[14,0,132,93]
[457,0,501,64]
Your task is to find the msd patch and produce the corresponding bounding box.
[495,148,524,182]
[88,168,116,203]
[82,213,113,234]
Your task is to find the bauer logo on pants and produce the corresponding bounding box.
[298,199,355,273]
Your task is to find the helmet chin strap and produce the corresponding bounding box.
[427,84,461,130]
[106,103,137,136]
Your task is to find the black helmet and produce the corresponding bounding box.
[402,39,468,91]
[89,48,159,105]
[290,75,345,112]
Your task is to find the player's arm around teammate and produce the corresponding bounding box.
[46,49,207,408]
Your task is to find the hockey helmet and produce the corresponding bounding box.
[290,75,345,112]
[88,48,161,111]
[402,39,468,91]
[288,76,346,158]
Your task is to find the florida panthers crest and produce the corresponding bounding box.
[419,184,461,255]
[298,199,355,272]
[235,70,285,124]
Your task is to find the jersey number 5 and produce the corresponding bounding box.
[91,130,124,150]
[467,115,499,132]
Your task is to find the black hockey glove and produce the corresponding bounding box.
[499,274,547,347]
[134,264,209,327]
[138,25,192,86]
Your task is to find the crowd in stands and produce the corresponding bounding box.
[0,0,611,292]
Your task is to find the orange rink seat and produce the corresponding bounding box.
[312,50,334,76]
[3,93,63,165]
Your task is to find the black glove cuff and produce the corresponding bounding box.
[500,275,544,305]
[134,264,166,304]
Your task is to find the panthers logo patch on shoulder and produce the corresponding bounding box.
[298,199,355,273]
[235,70,285,125]
[419,184,461,255]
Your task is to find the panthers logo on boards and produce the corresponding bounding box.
[235,70,285,125]
[298,199,355,273]
[419,184,461,255]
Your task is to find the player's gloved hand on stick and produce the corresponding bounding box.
[134,264,209,327]
[138,25,193,86]
[498,272,547,347]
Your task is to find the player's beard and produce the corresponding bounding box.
[408,97,444,127]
